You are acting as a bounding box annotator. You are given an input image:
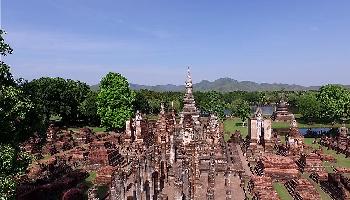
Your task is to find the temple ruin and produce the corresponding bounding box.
[106,67,246,200]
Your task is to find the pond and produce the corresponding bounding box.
[299,128,332,135]
[274,128,338,137]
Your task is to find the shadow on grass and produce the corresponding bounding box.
[235,122,244,126]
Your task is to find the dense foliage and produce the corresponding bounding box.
[297,92,321,122]
[228,98,251,125]
[318,84,350,122]
[97,72,135,130]
[24,77,90,125]
[78,90,100,125]
[0,30,37,200]
[195,91,225,119]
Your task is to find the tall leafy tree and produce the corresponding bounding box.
[229,98,251,126]
[134,90,151,114]
[97,72,135,130]
[196,91,225,119]
[24,77,90,124]
[0,30,36,199]
[297,92,321,123]
[79,90,99,125]
[318,84,350,123]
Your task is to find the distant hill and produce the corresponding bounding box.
[90,77,349,92]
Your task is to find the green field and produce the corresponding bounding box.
[68,126,106,132]
[304,138,350,169]
[223,118,248,141]
[272,120,350,129]
[223,117,350,140]
[85,171,97,182]
[273,182,293,200]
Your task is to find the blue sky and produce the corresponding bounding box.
[1,0,350,86]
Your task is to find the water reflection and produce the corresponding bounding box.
[274,128,338,137]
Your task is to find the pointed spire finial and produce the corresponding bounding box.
[186,66,192,88]
[187,66,191,80]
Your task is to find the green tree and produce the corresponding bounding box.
[196,91,225,119]
[24,77,90,124]
[79,90,99,125]
[0,29,36,199]
[297,92,321,123]
[318,85,350,123]
[229,98,251,126]
[97,72,135,130]
[134,90,151,114]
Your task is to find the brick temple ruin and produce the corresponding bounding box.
[107,68,246,200]
[17,68,350,200]
[271,98,295,122]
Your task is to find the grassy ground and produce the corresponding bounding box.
[272,120,350,129]
[85,171,97,182]
[321,148,350,168]
[303,138,319,149]
[223,118,248,141]
[68,126,106,132]
[223,116,350,141]
[83,172,108,198]
[272,182,293,200]
[304,138,350,169]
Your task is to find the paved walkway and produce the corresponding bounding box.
[236,144,252,177]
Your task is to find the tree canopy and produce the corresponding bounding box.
[24,77,90,124]
[195,91,225,119]
[297,92,321,122]
[318,84,350,122]
[97,72,135,130]
[0,29,37,200]
[229,98,251,126]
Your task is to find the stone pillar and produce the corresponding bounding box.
[125,120,132,142]
[170,135,175,165]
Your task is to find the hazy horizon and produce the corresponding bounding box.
[2,0,350,86]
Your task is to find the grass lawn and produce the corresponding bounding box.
[321,148,350,168]
[273,182,293,200]
[272,120,350,129]
[68,126,106,132]
[82,172,108,198]
[303,138,320,149]
[304,138,350,170]
[85,171,97,182]
[223,118,248,141]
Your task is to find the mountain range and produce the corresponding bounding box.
[90,78,349,92]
